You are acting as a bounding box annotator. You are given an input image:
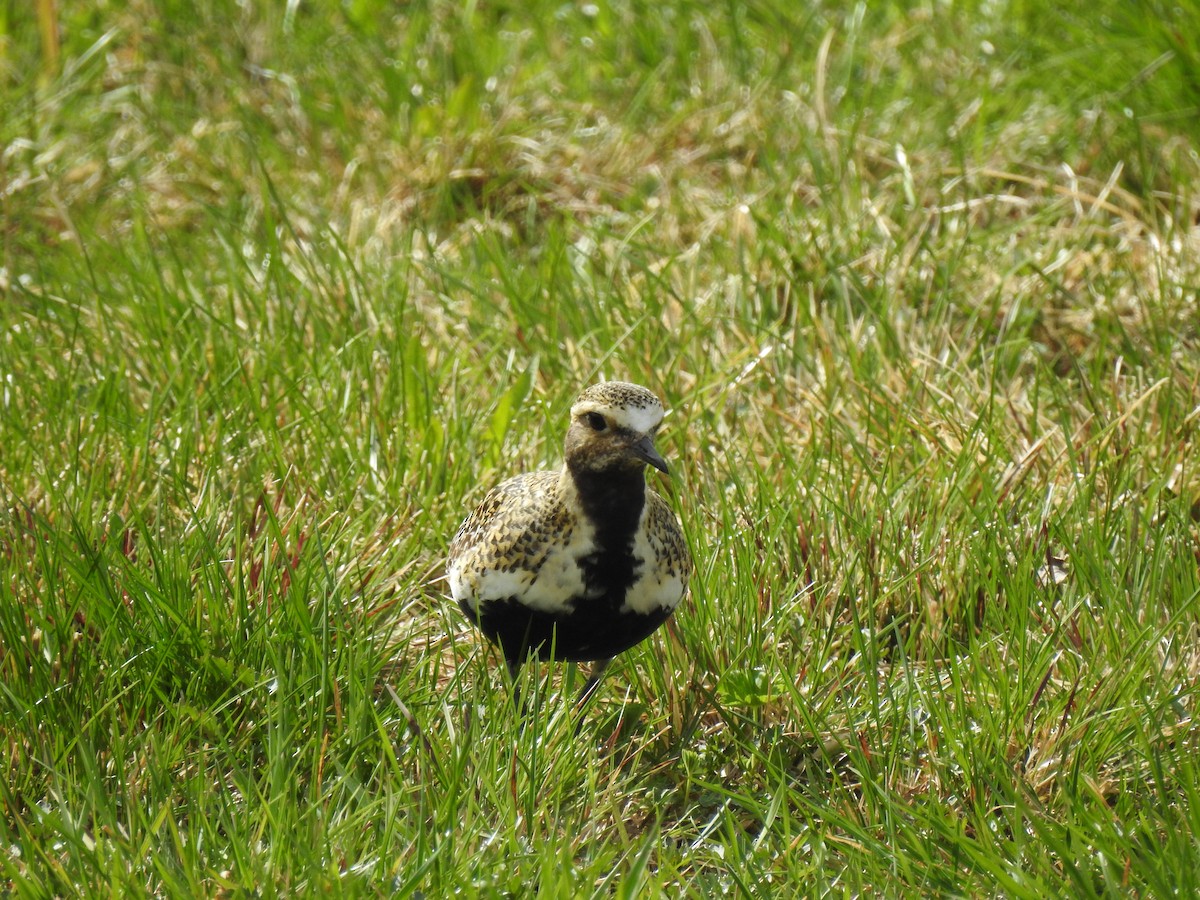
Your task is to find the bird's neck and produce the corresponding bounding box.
[562,465,647,542]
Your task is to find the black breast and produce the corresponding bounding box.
[572,469,646,602]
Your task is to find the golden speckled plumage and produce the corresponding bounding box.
[449,471,577,592]
[448,381,691,694]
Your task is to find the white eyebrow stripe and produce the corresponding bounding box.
[574,400,664,434]
[615,404,664,434]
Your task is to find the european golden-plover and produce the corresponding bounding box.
[448,381,691,703]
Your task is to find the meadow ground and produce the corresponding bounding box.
[3,1,1200,895]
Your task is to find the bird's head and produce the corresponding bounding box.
[563,381,670,476]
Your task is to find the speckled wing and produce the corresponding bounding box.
[448,470,591,616]
[646,490,691,591]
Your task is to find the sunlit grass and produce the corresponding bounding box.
[3,0,1200,894]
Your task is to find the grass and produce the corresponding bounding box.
[3,0,1200,894]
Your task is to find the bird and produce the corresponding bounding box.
[448,380,691,707]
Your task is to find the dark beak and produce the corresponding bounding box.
[630,434,669,474]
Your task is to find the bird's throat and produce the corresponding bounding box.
[568,466,647,538]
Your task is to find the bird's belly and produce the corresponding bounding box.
[464,595,673,663]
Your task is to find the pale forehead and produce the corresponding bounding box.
[571,381,665,432]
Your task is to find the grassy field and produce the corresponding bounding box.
[3,0,1200,894]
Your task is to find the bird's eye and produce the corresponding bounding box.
[585,412,607,431]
